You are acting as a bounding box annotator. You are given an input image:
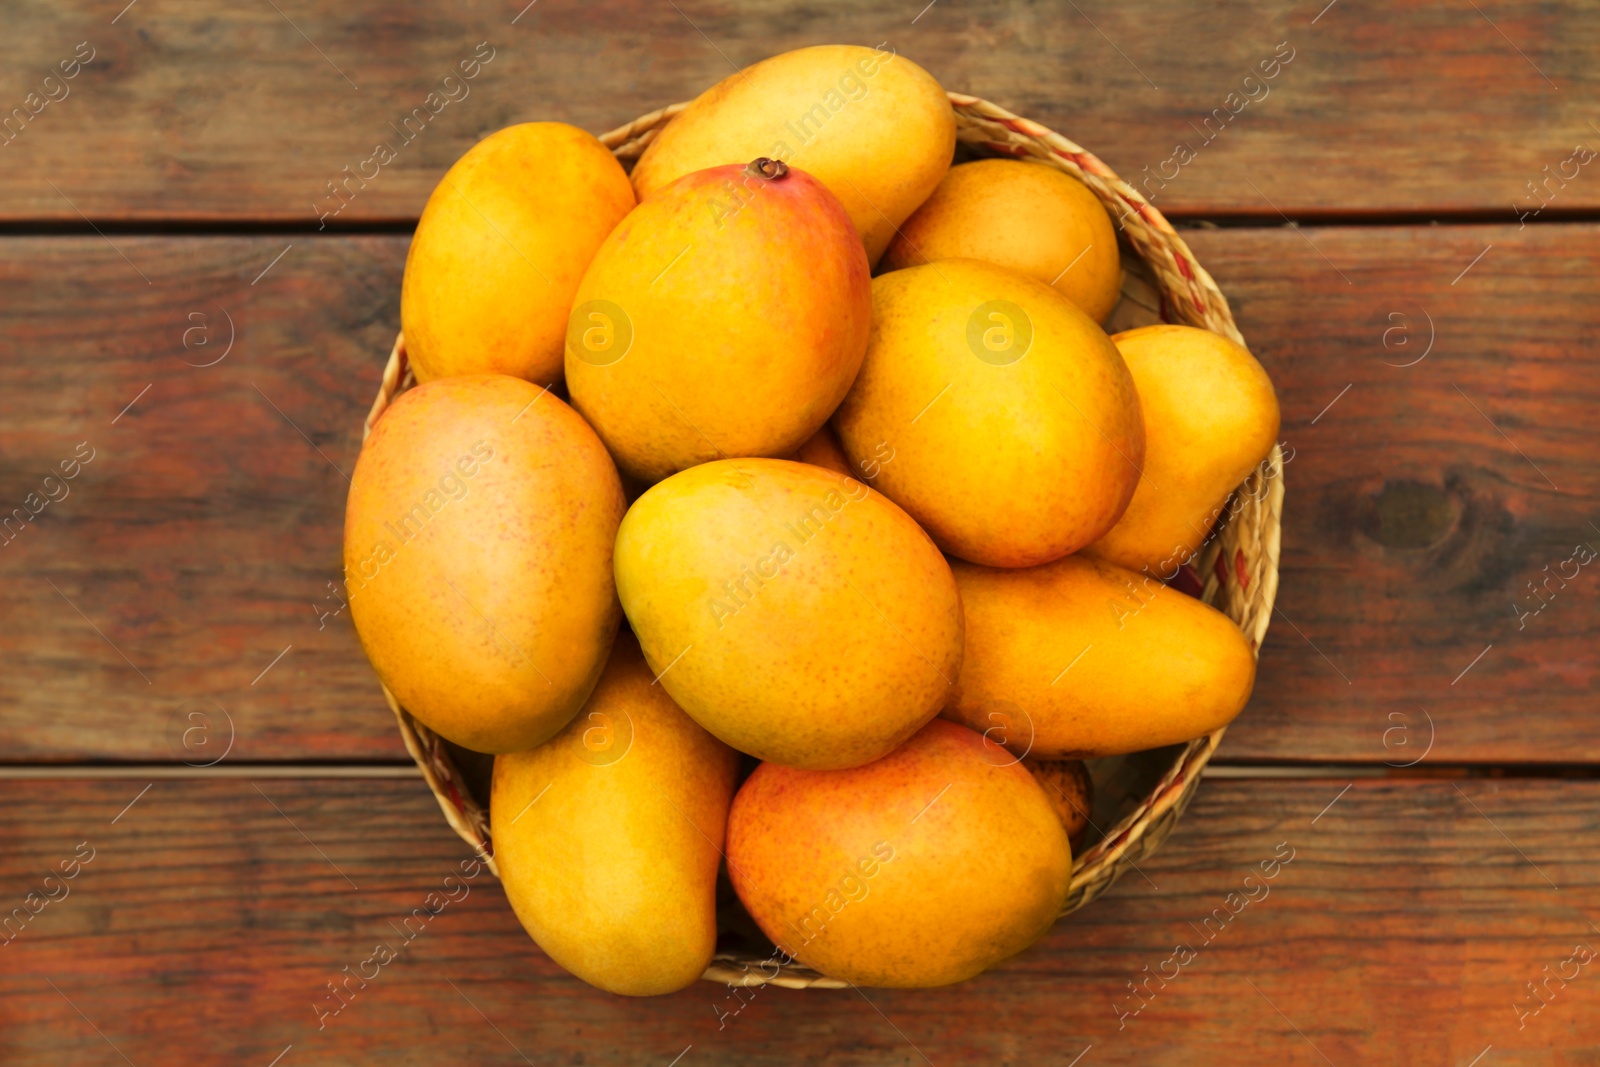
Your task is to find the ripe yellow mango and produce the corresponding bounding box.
[944,554,1256,757]
[614,459,962,770]
[630,45,955,264]
[566,160,870,484]
[1025,758,1093,850]
[492,632,738,995]
[791,423,852,475]
[344,376,625,753]
[727,720,1071,987]
[1087,324,1281,577]
[401,122,634,386]
[790,423,899,485]
[882,158,1123,323]
[834,259,1144,568]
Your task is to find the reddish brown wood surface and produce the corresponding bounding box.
[4,5,1594,1063]
[0,235,402,762]
[1186,223,1600,764]
[0,775,1595,1064]
[2,226,1594,763]
[0,0,1597,221]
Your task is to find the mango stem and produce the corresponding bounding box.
[746,158,789,181]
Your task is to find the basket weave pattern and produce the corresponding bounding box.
[362,93,1284,989]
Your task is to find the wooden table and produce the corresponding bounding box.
[3,2,1596,1063]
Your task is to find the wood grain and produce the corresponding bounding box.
[0,0,1597,221]
[0,225,1594,763]
[1187,223,1600,763]
[0,776,1595,1065]
[0,236,404,762]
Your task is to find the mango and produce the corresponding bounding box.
[401,122,635,386]
[944,554,1256,757]
[834,259,1144,568]
[566,159,870,484]
[492,632,738,995]
[630,45,955,264]
[614,458,962,769]
[344,376,625,753]
[1087,324,1280,577]
[726,720,1071,987]
[1024,758,1093,850]
[791,423,899,486]
[882,158,1123,323]
[791,423,852,476]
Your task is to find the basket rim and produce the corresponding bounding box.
[363,89,1284,990]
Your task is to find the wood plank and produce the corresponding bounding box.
[1,224,1594,762]
[1,776,1596,1064]
[0,236,408,762]
[1,1,1598,221]
[1185,223,1600,763]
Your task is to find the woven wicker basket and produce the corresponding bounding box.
[362,93,1284,990]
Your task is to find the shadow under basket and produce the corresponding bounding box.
[362,92,1285,990]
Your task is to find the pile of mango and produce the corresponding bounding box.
[344,45,1279,993]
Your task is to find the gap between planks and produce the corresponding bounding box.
[2,208,1600,238]
[0,764,424,780]
[2,762,1599,780]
